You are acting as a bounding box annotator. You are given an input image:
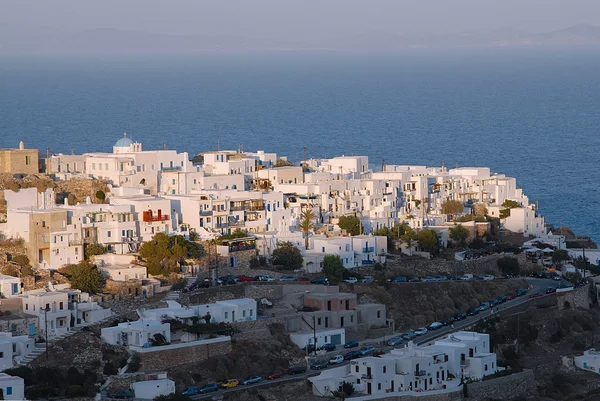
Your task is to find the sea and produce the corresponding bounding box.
[0,48,598,243]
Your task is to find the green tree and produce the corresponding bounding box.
[473,203,488,217]
[271,241,303,270]
[400,226,417,254]
[85,243,108,260]
[299,209,316,250]
[216,229,248,244]
[12,254,34,276]
[417,229,438,253]
[95,190,106,203]
[274,158,294,167]
[60,261,104,294]
[552,249,569,265]
[338,215,361,236]
[139,233,202,276]
[497,256,520,276]
[565,272,581,285]
[322,255,344,284]
[372,226,395,252]
[449,224,469,248]
[442,200,464,215]
[500,200,521,219]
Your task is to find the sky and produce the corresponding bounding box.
[2,0,600,40]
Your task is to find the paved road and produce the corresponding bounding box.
[189,277,568,399]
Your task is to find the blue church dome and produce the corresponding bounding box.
[114,133,133,147]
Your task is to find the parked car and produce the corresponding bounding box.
[482,274,495,281]
[182,386,199,396]
[287,366,307,375]
[429,322,443,330]
[242,376,262,385]
[297,277,310,282]
[359,346,376,356]
[310,360,329,370]
[478,302,491,311]
[459,274,474,281]
[467,308,480,316]
[221,379,239,389]
[402,331,417,340]
[344,350,362,360]
[529,292,543,298]
[546,287,557,294]
[361,275,375,283]
[422,276,437,282]
[109,390,134,399]
[199,280,211,289]
[441,317,454,326]
[344,340,359,349]
[266,371,283,380]
[310,277,329,285]
[279,275,297,281]
[415,327,428,336]
[473,275,484,280]
[198,383,219,394]
[505,293,517,301]
[516,288,528,296]
[552,275,562,281]
[391,276,407,283]
[387,337,403,346]
[343,277,359,284]
[454,312,467,321]
[329,355,344,365]
[436,276,448,281]
[254,275,275,281]
[320,343,336,352]
[409,277,420,283]
[236,275,254,282]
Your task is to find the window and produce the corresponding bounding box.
[224,311,228,319]
[317,318,321,325]
[45,303,50,310]
[249,310,253,317]
[108,231,112,238]
[383,366,387,373]
[377,311,381,319]
[355,366,359,373]
[484,364,488,371]
[0,351,3,358]
[172,179,176,185]
[378,383,381,390]
[25,304,28,310]
[59,302,64,310]
[105,163,109,170]
[242,310,246,317]
[122,230,126,237]
[6,386,12,395]
[25,155,31,165]
[492,362,495,369]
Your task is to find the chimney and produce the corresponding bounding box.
[19,141,24,150]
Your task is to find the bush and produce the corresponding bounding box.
[103,362,118,375]
[129,352,141,373]
[170,279,187,291]
[65,384,85,397]
[271,241,303,271]
[497,256,520,276]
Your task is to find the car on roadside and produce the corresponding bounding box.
[391,276,407,283]
[415,327,428,336]
[320,343,336,352]
[505,293,517,301]
[310,360,329,370]
[421,276,437,282]
[409,277,420,283]
[402,331,417,341]
[220,379,239,389]
[198,383,219,394]
[473,275,484,280]
[236,275,254,282]
[441,317,454,326]
[329,355,344,365]
[454,312,467,321]
[266,371,283,380]
[467,308,480,316]
[429,322,443,330]
[516,288,528,296]
[359,346,376,356]
[546,287,557,294]
[387,336,403,346]
[482,274,495,280]
[297,277,310,282]
[361,276,375,283]
[344,350,362,360]
[436,276,448,281]
[343,277,359,284]
[242,376,262,385]
[182,386,199,396]
[552,275,562,281]
[478,302,491,311]
[279,275,297,281]
[344,340,359,348]
[310,277,329,285]
[287,366,307,375]
[529,292,543,298]
[109,390,134,399]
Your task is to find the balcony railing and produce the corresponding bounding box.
[69,240,83,246]
[460,360,470,367]
[362,260,374,265]
[363,247,375,253]
[361,374,373,380]
[199,210,213,216]
[143,214,169,222]
[414,370,427,377]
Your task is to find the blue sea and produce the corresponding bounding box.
[0,49,598,243]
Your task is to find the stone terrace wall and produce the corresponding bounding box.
[181,283,284,305]
[468,369,534,400]
[385,253,526,276]
[558,286,591,311]
[136,337,232,372]
[232,317,285,341]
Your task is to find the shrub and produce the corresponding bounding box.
[65,384,85,397]
[129,352,141,373]
[103,362,118,375]
[170,279,186,291]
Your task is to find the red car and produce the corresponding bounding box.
[505,293,517,301]
[236,275,254,282]
[529,293,543,299]
[266,371,283,380]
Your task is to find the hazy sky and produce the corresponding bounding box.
[2,0,600,39]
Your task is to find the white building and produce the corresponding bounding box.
[101,320,171,348]
[574,349,600,375]
[21,291,71,338]
[0,333,35,369]
[0,275,21,298]
[111,194,173,241]
[132,377,175,400]
[0,373,25,401]
[289,328,346,350]
[139,299,257,324]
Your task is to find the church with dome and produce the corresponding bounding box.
[113,133,142,154]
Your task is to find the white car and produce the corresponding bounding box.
[415,327,428,336]
[428,322,443,330]
[329,355,344,365]
[343,277,358,284]
[482,275,495,281]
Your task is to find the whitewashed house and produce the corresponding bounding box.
[0,373,25,400]
[574,349,600,375]
[101,320,171,348]
[21,291,70,338]
[0,333,35,368]
[0,275,21,298]
[132,377,175,400]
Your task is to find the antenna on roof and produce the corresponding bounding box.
[124,132,127,138]
[163,142,167,150]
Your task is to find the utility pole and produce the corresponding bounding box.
[381,158,385,172]
[44,308,49,360]
[303,146,307,170]
[582,245,587,279]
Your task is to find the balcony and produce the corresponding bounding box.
[363,247,375,253]
[362,260,374,265]
[69,239,83,246]
[414,370,427,377]
[199,210,213,216]
[143,214,169,223]
[361,374,373,380]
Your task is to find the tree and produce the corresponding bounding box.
[497,256,520,276]
[565,272,581,285]
[299,209,316,250]
[373,226,395,252]
[449,224,469,248]
[85,243,108,260]
[469,237,487,249]
[95,190,106,203]
[12,254,34,276]
[60,261,104,294]
[417,229,438,253]
[322,255,344,284]
[271,241,303,271]
[552,249,569,265]
[139,233,202,276]
[400,227,417,254]
[274,158,294,167]
[500,200,521,219]
[338,215,361,236]
[442,200,464,215]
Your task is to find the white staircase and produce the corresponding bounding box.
[17,326,85,366]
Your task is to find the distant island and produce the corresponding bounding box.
[1,23,600,54]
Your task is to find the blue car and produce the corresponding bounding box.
[182,386,199,396]
[344,340,359,348]
[198,383,219,394]
[242,376,262,385]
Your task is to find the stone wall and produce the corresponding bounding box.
[468,369,534,400]
[182,283,283,306]
[232,318,285,341]
[344,324,394,342]
[558,286,591,311]
[136,337,232,372]
[0,313,39,336]
[102,279,143,298]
